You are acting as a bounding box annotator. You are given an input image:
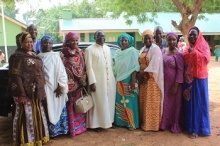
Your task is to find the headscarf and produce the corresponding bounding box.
[41,35,54,46]
[142,29,154,38]
[141,29,154,43]
[63,32,79,47]
[20,32,32,43]
[16,32,25,48]
[117,33,134,47]
[166,32,178,40]
[183,26,210,78]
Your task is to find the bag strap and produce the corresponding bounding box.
[81,87,89,96]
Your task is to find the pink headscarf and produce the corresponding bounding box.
[183,26,210,79]
[166,32,178,40]
[63,32,79,47]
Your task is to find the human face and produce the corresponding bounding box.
[120,37,129,50]
[188,29,198,45]
[95,31,105,46]
[67,37,79,49]
[42,39,52,52]
[155,29,162,42]
[167,36,177,49]
[21,38,33,52]
[28,26,38,39]
[143,34,153,47]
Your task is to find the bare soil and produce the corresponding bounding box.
[0,56,220,146]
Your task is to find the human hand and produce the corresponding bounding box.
[188,47,194,53]
[170,84,178,94]
[54,84,63,98]
[79,78,87,86]
[90,84,96,92]
[18,96,27,104]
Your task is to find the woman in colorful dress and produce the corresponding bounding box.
[38,35,69,138]
[183,26,211,138]
[9,32,49,145]
[160,32,184,133]
[114,33,140,130]
[61,32,87,136]
[138,29,164,131]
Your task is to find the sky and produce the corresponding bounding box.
[15,0,91,23]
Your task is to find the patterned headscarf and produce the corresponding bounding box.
[166,32,178,40]
[16,32,26,48]
[117,33,134,48]
[20,32,32,43]
[41,35,54,46]
[63,32,79,47]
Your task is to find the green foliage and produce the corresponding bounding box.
[23,0,106,43]
[0,1,18,19]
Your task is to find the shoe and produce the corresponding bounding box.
[93,128,101,132]
[128,127,135,131]
[189,133,198,139]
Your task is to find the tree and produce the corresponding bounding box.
[95,0,220,38]
[0,1,18,19]
[23,0,105,43]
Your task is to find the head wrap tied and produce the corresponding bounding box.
[63,32,79,47]
[142,29,154,38]
[41,35,54,46]
[20,32,32,43]
[117,33,134,47]
[166,32,178,40]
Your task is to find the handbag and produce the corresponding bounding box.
[74,87,94,113]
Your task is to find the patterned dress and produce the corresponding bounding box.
[9,50,49,145]
[61,47,87,136]
[114,76,139,129]
[139,52,162,131]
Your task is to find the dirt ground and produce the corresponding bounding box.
[0,56,219,146]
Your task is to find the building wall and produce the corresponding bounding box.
[0,18,25,46]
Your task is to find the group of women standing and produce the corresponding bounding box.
[114,26,211,139]
[9,25,211,145]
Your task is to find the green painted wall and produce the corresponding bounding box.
[0,18,24,46]
[83,31,142,47]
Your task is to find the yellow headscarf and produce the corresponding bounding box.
[141,29,154,43]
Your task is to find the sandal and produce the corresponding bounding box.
[93,128,102,132]
[189,133,198,139]
[128,127,135,131]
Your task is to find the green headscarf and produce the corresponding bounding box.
[117,33,134,48]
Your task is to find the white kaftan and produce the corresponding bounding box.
[85,44,116,128]
[38,52,68,125]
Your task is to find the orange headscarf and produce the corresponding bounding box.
[183,26,210,79]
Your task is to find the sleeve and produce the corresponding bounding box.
[56,55,68,93]
[174,53,184,83]
[85,47,97,85]
[8,56,27,97]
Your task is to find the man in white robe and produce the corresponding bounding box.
[85,30,116,131]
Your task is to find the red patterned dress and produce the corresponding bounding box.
[61,47,87,136]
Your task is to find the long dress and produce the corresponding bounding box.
[9,50,49,145]
[61,47,87,136]
[183,26,211,136]
[161,49,184,133]
[114,47,140,129]
[139,44,164,131]
[85,44,116,128]
[38,52,69,137]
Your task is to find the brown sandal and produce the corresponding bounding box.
[189,133,198,139]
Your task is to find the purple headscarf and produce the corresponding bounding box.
[63,32,79,47]
[166,32,178,40]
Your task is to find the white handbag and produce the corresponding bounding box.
[74,87,94,113]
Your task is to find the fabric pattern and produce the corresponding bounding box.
[13,97,49,146]
[139,52,162,131]
[61,47,87,136]
[114,76,139,129]
[48,106,69,137]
